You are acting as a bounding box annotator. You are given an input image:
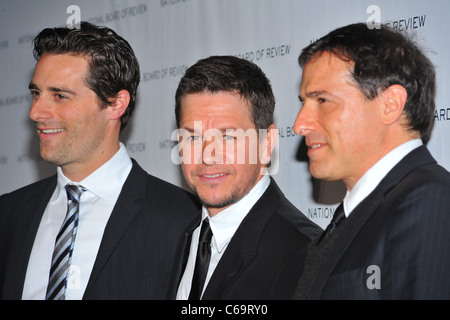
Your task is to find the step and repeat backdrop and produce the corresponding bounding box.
[1,0,449,228]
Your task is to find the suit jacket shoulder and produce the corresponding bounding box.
[0,160,201,300]
[83,159,200,299]
[202,178,321,299]
[0,175,57,299]
[0,175,56,214]
[0,174,57,248]
[311,146,450,299]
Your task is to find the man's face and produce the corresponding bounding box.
[294,52,385,190]
[29,53,112,180]
[178,91,274,216]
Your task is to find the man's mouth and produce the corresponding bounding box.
[40,128,65,134]
[306,142,327,155]
[198,172,230,183]
[202,173,227,178]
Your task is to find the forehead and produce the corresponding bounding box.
[34,53,90,80]
[300,52,355,92]
[179,91,254,128]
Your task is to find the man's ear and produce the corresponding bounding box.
[260,124,279,165]
[380,84,408,125]
[108,90,130,121]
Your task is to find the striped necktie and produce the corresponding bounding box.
[45,184,83,300]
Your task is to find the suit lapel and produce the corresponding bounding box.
[202,178,284,299]
[308,145,437,299]
[307,190,384,299]
[83,160,147,296]
[3,176,56,299]
[166,214,201,299]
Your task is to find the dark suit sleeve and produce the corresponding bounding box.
[380,177,450,299]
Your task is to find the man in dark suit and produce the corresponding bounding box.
[293,23,450,299]
[166,56,321,300]
[0,22,199,300]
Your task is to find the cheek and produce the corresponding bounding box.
[332,118,376,165]
[234,163,262,191]
[327,103,364,145]
[81,114,102,135]
[223,141,240,164]
[179,141,202,164]
[181,163,195,185]
[230,137,260,165]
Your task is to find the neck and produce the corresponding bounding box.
[62,142,121,182]
[343,133,420,191]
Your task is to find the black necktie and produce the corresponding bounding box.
[294,203,346,300]
[317,202,345,244]
[188,218,213,300]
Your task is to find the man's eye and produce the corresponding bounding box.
[223,135,236,141]
[30,90,41,99]
[188,135,202,142]
[55,94,67,100]
[318,98,328,104]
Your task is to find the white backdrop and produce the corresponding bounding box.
[1,0,449,228]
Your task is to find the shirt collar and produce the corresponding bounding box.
[202,174,270,253]
[55,142,133,203]
[344,139,422,217]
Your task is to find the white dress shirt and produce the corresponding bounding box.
[176,174,270,300]
[22,142,132,300]
[343,139,423,217]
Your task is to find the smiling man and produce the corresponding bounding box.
[166,55,320,300]
[0,22,199,300]
[28,53,117,181]
[293,23,450,299]
[176,92,272,215]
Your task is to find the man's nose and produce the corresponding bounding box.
[293,101,315,136]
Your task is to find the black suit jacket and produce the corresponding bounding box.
[166,178,321,300]
[0,159,200,300]
[299,146,450,299]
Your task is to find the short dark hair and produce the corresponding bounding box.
[299,22,436,141]
[33,21,140,130]
[175,55,275,130]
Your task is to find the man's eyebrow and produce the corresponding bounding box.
[178,127,242,134]
[299,91,334,101]
[47,87,77,95]
[28,82,39,91]
[307,91,330,98]
[28,82,76,95]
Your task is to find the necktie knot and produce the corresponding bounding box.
[330,203,345,227]
[198,218,213,244]
[317,202,345,244]
[65,184,83,202]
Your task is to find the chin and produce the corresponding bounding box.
[198,190,242,210]
[309,169,332,181]
[309,162,331,178]
[199,196,232,209]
